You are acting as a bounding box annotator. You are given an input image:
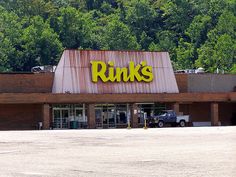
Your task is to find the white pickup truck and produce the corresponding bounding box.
[148,110,190,128]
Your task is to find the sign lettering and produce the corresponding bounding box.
[90,61,153,82]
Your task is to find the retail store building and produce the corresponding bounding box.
[0,50,235,130]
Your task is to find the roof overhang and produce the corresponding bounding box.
[0,92,235,104]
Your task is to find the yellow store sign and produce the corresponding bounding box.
[90,61,153,82]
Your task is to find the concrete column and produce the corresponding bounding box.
[130,103,139,128]
[211,102,219,126]
[42,104,50,129]
[87,104,96,128]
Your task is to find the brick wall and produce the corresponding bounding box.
[180,103,211,122]
[0,73,235,94]
[175,74,188,93]
[0,104,42,130]
[219,103,236,125]
[0,73,54,93]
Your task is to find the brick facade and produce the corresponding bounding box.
[211,103,219,126]
[42,104,50,129]
[0,73,53,93]
[0,73,235,130]
[130,104,139,128]
[0,104,42,130]
[87,104,96,129]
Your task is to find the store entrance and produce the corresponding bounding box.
[53,108,70,129]
[95,105,116,128]
[52,104,87,129]
[95,104,129,128]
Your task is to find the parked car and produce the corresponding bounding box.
[147,110,190,128]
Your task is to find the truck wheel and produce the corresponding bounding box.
[179,120,186,127]
[157,121,164,128]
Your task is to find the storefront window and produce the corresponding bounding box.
[116,104,128,124]
[95,104,129,128]
[52,104,87,129]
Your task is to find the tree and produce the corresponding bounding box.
[176,38,195,69]
[159,0,196,36]
[125,0,158,37]
[139,31,152,50]
[0,6,23,71]
[194,0,229,21]
[196,34,235,72]
[102,18,140,50]
[0,0,236,72]
[185,15,212,47]
[175,15,212,69]
[20,16,63,71]
[231,64,236,74]
[0,0,58,19]
[0,33,13,71]
[196,11,236,72]
[148,30,177,61]
[214,34,235,72]
[56,7,96,49]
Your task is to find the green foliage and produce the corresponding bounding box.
[159,0,196,35]
[102,17,140,50]
[0,6,22,71]
[197,34,235,72]
[0,0,235,72]
[231,64,236,74]
[185,15,212,47]
[125,0,157,37]
[0,0,58,18]
[139,31,152,50]
[0,33,13,71]
[176,39,195,69]
[20,16,63,70]
[56,7,96,49]
[196,10,236,73]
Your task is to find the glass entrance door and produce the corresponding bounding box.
[116,104,128,126]
[95,108,103,128]
[53,109,61,128]
[52,104,87,129]
[107,106,116,128]
[75,106,87,128]
[95,105,116,128]
[53,109,69,129]
[61,109,69,128]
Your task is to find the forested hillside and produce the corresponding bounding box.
[0,0,235,72]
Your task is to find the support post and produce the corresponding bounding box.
[130,103,138,128]
[173,102,180,115]
[42,104,50,130]
[87,104,96,128]
[211,102,219,126]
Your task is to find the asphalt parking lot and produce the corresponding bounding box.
[0,127,235,177]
